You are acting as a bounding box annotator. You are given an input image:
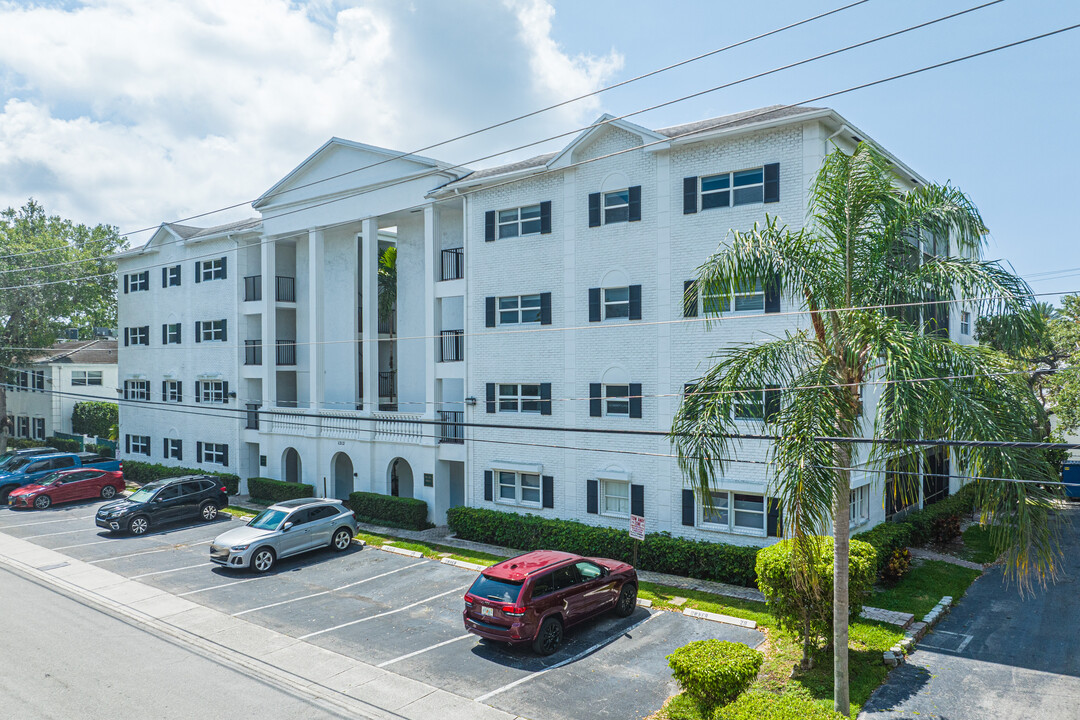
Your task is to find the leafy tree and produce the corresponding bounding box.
[0,200,124,453]
[378,245,397,325]
[672,144,1062,715]
[71,401,119,438]
[1046,295,1080,434]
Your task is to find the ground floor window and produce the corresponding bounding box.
[17,416,29,438]
[496,470,541,507]
[601,479,629,517]
[850,484,870,526]
[165,438,182,461]
[201,442,228,466]
[700,490,766,534]
[32,418,45,440]
[127,434,150,456]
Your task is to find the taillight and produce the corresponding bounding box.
[502,605,526,617]
[463,594,474,608]
[220,487,228,494]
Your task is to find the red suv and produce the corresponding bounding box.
[463,550,638,655]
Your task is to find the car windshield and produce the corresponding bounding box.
[248,509,289,531]
[468,574,524,603]
[127,486,160,502]
[5,457,32,472]
[0,453,14,468]
[37,472,62,486]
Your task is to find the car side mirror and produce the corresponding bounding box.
[601,567,610,577]
[282,522,294,532]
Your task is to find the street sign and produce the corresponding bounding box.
[629,514,645,541]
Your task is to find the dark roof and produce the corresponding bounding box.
[30,339,117,365]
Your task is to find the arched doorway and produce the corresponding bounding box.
[332,452,354,500]
[388,457,413,498]
[283,448,302,483]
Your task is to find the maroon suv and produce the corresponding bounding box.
[463,550,638,655]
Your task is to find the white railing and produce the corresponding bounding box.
[373,412,424,442]
[259,407,425,445]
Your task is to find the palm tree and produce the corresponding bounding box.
[378,246,397,327]
[672,144,1062,715]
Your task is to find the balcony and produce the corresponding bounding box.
[276,340,297,366]
[378,315,396,335]
[244,340,262,366]
[244,275,262,302]
[379,370,396,411]
[439,330,463,362]
[438,410,464,444]
[245,403,260,430]
[441,247,464,281]
[276,276,296,303]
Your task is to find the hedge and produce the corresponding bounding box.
[86,443,115,458]
[667,640,762,713]
[713,691,847,720]
[71,401,118,438]
[47,436,81,453]
[120,460,238,495]
[446,507,760,587]
[247,476,314,503]
[348,491,431,531]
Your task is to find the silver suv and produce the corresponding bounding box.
[210,498,358,572]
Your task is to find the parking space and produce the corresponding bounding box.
[1,501,765,720]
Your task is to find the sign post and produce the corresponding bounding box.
[629,514,645,566]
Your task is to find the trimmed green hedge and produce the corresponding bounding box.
[71,401,118,438]
[247,476,314,503]
[713,691,846,720]
[446,507,760,587]
[47,436,81,453]
[668,640,762,713]
[348,491,431,531]
[120,461,238,495]
[86,443,115,458]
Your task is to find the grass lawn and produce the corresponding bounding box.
[353,529,506,567]
[869,559,981,618]
[958,524,999,565]
[224,505,257,519]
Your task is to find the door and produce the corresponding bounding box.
[177,481,206,520]
[150,484,183,524]
[277,508,312,557]
[549,564,586,623]
[304,505,338,548]
[52,472,89,502]
[21,460,51,486]
[574,560,617,614]
[67,471,102,501]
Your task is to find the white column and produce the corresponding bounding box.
[308,229,324,410]
[423,205,436,423]
[361,218,379,414]
[261,238,277,407]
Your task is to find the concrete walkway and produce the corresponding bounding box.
[908,546,985,571]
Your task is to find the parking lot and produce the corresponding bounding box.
[0,497,763,720]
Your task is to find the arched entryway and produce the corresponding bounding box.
[332,452,354,500]
[388,457,413,498]
[283,448,302,483]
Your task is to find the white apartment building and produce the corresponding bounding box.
[116,105,972,545]
[4,339,119,441]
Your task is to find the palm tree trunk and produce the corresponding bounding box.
[833,441,852,716]
[0,385,8,455]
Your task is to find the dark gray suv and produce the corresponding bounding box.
[96,476,229,535]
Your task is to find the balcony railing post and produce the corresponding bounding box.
[245,403,260,430]
[440,247,464,281]
[244,340,263,366]
[276,339,296,366]
[275,275,295,303]
[244,275,262,302]
[438,410,464,444]
[439,329,464,362]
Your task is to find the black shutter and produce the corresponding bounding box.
[141,271,149,287]
[540,292,552,325]
[162,324,167,345]
[175,265,181,286]
[162,267,168,288]
[484,470,493,501]
[220,319,227,342]
[485,297,496,328]
[125,435,130,454]
[628,185,642,222]
[223,381,229,402]
[122,382,128,400]
[589,383,602,417]
[194,381,201,403]
[194,261,201,282]
[220,256,227,279]
[763,163,780,203]
[222,445,229,467]
[628,284,642,320]
[175,323,181,345]
[540,383,551,416]
[588,192,601,227]
[764,386,781,422]
[588,288,601,322]
[629,383,642,419]
[764,275,781,314]
[177,381,182,401]
[161,381,167,402]
[177,441,182,462]
[539,201,552,234]
[485,211,496,242]
[586,479,598,514]
[124,328,129,347]
[196,441,203,463]
[681,489,695,526]
[163,438,168,457]
[542,476,554,509]
[683,177,698,214]
[631,484,644,517]
[141,326,149,345]
[767,498,783,537]
[485,383,496,414]
[683,280,698,317]
[195,321,201,343]
[123,275,129,294]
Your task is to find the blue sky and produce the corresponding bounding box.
[0,0,1076,298]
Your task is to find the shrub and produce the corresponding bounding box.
[247,476,314,503]
[667,640,762,713]
[85,444,115,458]
[348,491,431,530]
[446,506,759,587]
[880,548,911,585]
[931,513,962,544]
[120,460,237,494]
[71,401,118,438]
[47,436,81,453]
[713,690,846,720]
[854,521,913,578]
[755,536,877,667]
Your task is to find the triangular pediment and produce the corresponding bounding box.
[547,114,670,170]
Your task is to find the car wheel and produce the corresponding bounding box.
[331,528,353,552]
[533,616,563,656]
[251,547,275,573]
[614,583,637,617]
[100,485,117,499]
[129,516,150,535]
[200,501,219,522]
[33,495,52,510]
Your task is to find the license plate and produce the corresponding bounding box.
[481,605,494,617]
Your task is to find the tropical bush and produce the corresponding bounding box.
[667,640,762,714]
[881,548,911,585]
[713,691,847,720]
[70,401,118,438]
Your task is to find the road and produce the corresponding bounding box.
[860,505,1080,719]
[0,564,355,720]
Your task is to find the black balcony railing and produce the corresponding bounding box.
[244,275,262,302]
[441,248,464,281]
[440,330,464,362]
[378,315,396,335]
[438,411,464,444]
[276,340,296,366]
[244,340,262,366]
[379,370,396,399]
[276,276,295,303]
[245,403,260,430]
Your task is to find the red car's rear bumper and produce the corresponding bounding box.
[463,612,532,644]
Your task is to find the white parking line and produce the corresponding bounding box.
[377,634,474,667]
[232,561,427,617]
[0,514,97,528]
[473,610,661,703]
[22,527,100,539]
[129,562,213,579]
[298,585,470,640]
[53,539,112,550]
[177,577,265,597]
[87,541,212,564]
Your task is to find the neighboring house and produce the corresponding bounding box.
[115,106,973,543]
[4,339,119,441]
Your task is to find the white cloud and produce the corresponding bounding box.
[0,0,623,238]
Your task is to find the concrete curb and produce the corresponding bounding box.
[440,557,487,572]
[883,595,954,668]
[380,544,424,559]
[682,607,757,629]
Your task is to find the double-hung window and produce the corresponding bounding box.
[199,258,226,282]
[197,380,226,404]
[733,389,765,421]
[603,287,630,319]
[603,189,630,224]
[128,434,151,456]
[498,205,542,239]
[732,280,765,312]
[125,380,150,401]
[72,371,103,386]
[126,326,149,346]
[17,416,29,438]
[164,380,182,403]
[499,295,542,325]
[15,371,28,392]
[198,442,228,466]
[30,370,44,392]
[165,438,182,460]
[32,418,45,440]
[164,264,181,287]
[601,479,630,517]
[496,471,541,507]
[700,168,764,208]
[701,491,766,534]
[604,385,630,417]
[198,320,226,342]
[850,485,870,526]
[126,271,149,293]
[498,384,542,413]
[960,311,971,335]
[163,323,182,344]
